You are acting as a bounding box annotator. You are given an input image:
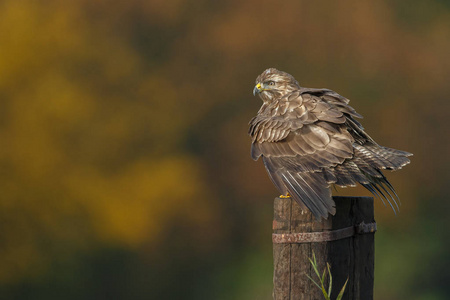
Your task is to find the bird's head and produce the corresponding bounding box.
[253,68,300,102]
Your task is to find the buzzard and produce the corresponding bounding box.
[249,68,412,220]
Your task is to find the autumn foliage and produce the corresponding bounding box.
[0,0,449,299]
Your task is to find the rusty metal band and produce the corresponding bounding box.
[272,222,377,244]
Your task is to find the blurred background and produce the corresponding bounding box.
[0,0,449,299]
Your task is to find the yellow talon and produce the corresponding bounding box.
[279,193,291,198]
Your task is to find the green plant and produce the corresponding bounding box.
[306,252,348,300]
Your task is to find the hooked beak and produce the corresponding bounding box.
[253,83,262,96]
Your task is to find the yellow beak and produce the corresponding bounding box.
[253,83,262,95]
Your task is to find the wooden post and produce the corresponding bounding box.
[273,196,375,300]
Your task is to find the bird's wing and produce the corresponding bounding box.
[317,89,413,212]
[303,89,412,214]
[249,91,355,219]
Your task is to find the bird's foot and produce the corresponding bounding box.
[279,193,291,198]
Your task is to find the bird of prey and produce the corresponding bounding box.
[249,68,412,220]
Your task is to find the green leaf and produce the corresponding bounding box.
[309,257,321,279]
[321,284,331,300]
[336,278,349,300]
[307,251,346,300]
[320,267,330,300]
[321,267,327,285]
[306,274,321,290]
[327,263,332,296]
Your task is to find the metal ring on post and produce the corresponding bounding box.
[272,221,377,244]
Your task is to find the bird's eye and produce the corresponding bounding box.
[267,81,275,86]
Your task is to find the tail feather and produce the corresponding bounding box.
[365,145,411,170]
[333,164,357,187]
[372,182,397,214]
[261,140,411,218]
[327,144,410,214]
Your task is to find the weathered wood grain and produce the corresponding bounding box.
[273,196,375,300]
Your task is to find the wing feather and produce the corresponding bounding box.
[250,81,411,220]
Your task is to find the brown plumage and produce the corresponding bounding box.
[249,68,412,220]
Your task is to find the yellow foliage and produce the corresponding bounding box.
[0,1,448,298]
[64,156,214,248]
[0,0,218,283]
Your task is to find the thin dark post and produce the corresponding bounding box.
[273,196,375,300]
